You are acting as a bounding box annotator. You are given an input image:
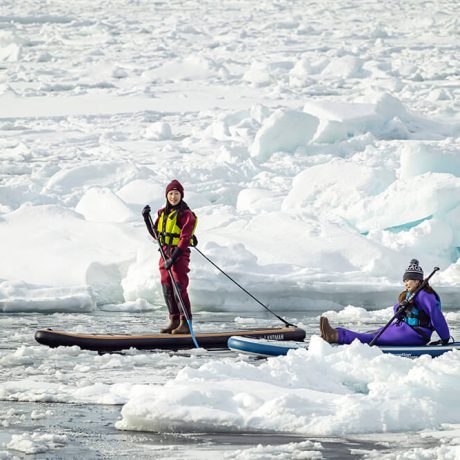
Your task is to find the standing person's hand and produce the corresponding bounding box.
[164,248,182,269]
[142,205,151,217]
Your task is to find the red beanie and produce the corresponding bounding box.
[165,179,184,198]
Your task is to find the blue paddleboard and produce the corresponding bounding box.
[227,336,460,358]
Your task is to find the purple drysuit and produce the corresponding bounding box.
[337,289,450,346]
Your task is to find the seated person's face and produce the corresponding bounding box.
[404,279,421,292]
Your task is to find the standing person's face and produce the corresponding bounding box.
[404,279,421,292]
[167,190,181,206]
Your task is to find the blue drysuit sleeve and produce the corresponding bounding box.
[415,290,450,341]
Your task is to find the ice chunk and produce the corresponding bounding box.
[350,173,460,232]
[242,61,272,87]
[143,122,172,140]
[236,188,283,213]
[321,55,366,78]
[75,187,136,223]
[116,179,164,207]
[400,141,460,179]
[283,159,393,211]
[250,109,319,162]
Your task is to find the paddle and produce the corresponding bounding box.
[144,211,199,349]
[143,206,296,329]
[193,246,296,328]
[369,266,440,346]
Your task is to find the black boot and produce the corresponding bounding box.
[160,285,179,334]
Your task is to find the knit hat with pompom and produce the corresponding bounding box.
[403,259,424,281]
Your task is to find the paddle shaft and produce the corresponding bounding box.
[193,246,295,328]
[369,267,440,347]
[146,213,199,348]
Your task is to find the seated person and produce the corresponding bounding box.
[320,259,450,346]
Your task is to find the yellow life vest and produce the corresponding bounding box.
[157,209,197,247]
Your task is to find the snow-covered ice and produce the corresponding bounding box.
[1,0,460,457]
[115,336,460,436]
[6,433,67,455]
[0,0,459,312]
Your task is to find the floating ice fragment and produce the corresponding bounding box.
[250,109,319,162]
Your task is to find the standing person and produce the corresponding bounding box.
[320,259,450,346]
[142,179,197,334]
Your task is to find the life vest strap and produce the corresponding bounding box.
[411,326,431,342]
[402,304,431,328]
[157,209,197,247]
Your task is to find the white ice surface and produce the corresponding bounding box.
[116,336,460,437]
[0,0,460,312]
[6,433,67,455]
[1,1,460,458]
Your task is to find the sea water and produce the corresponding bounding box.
[1,307,459,459]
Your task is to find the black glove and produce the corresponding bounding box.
[164,248,182,270]
[395,300,409,316]
[429,338,450,346]
[142,205,151,217]
[399,299,409,309]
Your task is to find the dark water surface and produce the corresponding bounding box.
[1,308,458,459]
